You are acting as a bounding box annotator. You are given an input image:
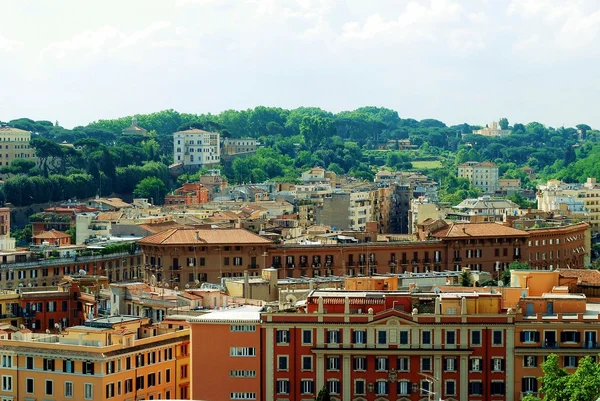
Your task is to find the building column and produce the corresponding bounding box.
[343,355,351,401]
[460,356,468,401]
[434,356,442,400]
[506,326,515,401]
[265,328,274,401]
[316,354,325,392]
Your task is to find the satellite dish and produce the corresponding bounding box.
[194,279,200,285]
[285,294,297,303]
[46,329,50,334]
[79,270,87,276]
[150,275,157,287]
[185,283,190,289]
[54,323,61,329]
[174,286,179,291]
[20,324,25,329]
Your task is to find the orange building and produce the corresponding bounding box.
[164,182,210,206]
[0,316,189,401]
[32,229,72,246]
[137,227,273,285]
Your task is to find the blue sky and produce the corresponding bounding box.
[1,0,599,128]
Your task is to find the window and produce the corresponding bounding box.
[276,329,290,344]
[43,358,55,371]
[276,379,290,395]
[26,378,34,393]
[491,381,506,395]
[561,331,581,343]
[106,383,115,398]
[353,356,366,371]
[522,377,538,393]
[445,357,457,372]
[378,330,387,344]
[136,376,145,390]
[422,330,432,345]
[45,379,53,396]
[65,381,74,398]
[302,356,313,371]
[446,330,456,345]
[84,383,93,399]
[492,358,505,372]
[399,330,409,344]
[376,356,389,371]
[26,356,33,369]
[230,347,256,357]
[230,370,256,378]
[327,356,340,370]
[355,379,366,395]
[166,369,171,382]
[421,357,432,371]
[376,381,389,395]
[353,330,366,344]
[469,381,483,396]
[1,355,11,368]
[445,380,456,396]
[493,330,503,345]
[397,380,410,395]
[125,379,133,394]
[521,330,540,343]
[148,373,156,387]
[397,357,409,371]
[470,357,483,372]
[83,361,95,374]
[1,375,12,391]
[524,356,538,367]
[327,379,340,395]
[181,364,188,378]
[230,392,256,400]
[302,329,312,345]
[327,329,340,344]
[64,360,75,373]
[564,356,578,368]
[471,330,481,346]
[277,355,288,371]
[300,379,314,394]
[421,380,431,396]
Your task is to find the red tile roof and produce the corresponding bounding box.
[138,227,272,246]
[432,222,527,238]
[558,269,600,286]
[32,229,71,239]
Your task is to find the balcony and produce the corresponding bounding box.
[411,259,420,264]
[299,263,308,268]
[21,311,36,319]
[247,264,259,269]
[285,264,295,269]
[423,258,431,264]
[388,261,397,267]
[311,264,322,269]
[453,257,462,262]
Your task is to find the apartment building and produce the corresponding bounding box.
[222,138,257,156]
[457,161,499,193]
[173,128,220,169]
[448,196,519,223]
[473,121,511,137]
[0,316,190,401]
[164,182,210,206]
[537,178,600,233]
[0,125,37,168]
[315,190,373,232]
[190,285,513,401]
[137,227,273,285]
[0,207,15,251]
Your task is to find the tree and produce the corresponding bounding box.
[460,270,473,287]
[314,387,331,401]
[499,117,509,130]
[564,145,576,165]
[501,261,530,285]
[133,177,167,205]
[523,354,600,401]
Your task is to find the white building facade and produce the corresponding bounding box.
[173,129,220,168]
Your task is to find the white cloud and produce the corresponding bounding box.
[40,26,120,61]
[448,29,485,53]
[341,0,463,42]
[0,33,22,52]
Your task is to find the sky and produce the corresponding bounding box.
[1,0,599,129]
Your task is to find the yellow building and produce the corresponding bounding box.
[0,291,20,328]
[0,125,37,169]
[0,316,189,401]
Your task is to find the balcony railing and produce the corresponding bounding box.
[247,264,259,269]
[453,257,462,262]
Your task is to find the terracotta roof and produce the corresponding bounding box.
[0,126,29,135]
[558,269,600,286]
[138,221,188,234]
[32,229,70,239]
[432,222,527,238]
[93,198,132,209]
[96,211,124,222]
[138,227,272,246]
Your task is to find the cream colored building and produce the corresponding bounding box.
[457,161,499,193]
[538,178,600,233]
[473,121,511,137]
[173,129,220,168]
[315,190,373,231]
[0,125,37,168]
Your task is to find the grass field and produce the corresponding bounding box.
[411,160,443,169]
